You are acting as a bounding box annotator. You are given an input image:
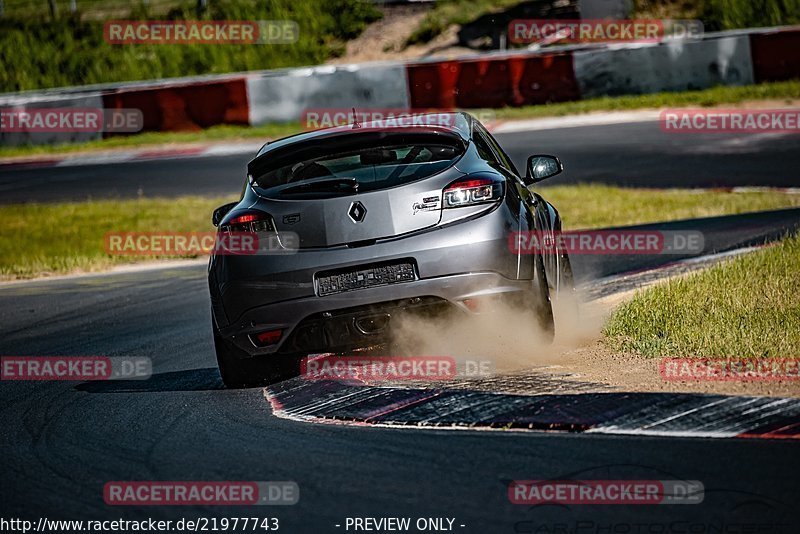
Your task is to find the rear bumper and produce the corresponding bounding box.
[209,202,536,357]
[219,271,534,357]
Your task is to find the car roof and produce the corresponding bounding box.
[254,111,474,159]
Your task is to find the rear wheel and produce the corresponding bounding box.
[530,252,555,343]
[213,319,300,388]
[552,247,579,322]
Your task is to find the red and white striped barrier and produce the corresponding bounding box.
[1,26,798,146]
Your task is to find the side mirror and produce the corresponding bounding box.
[525,155,563,184]
[212,202,238,227]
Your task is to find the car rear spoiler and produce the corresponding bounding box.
[247,128,466,181]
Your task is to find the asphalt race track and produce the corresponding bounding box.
[2,120,800,204]
[2,124,800,532]
[2,208,800,531]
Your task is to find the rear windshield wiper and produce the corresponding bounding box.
[277,177,359,196]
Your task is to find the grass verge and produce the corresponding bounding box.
[1,185,799,280]
[604,232,800,357]
[542,184,800,230]
[492,80,800,120]
[1,0,382,93]
[406,0,800,45]
[0,196,236,280]
[0,123,303,160]
[2,80,798,160]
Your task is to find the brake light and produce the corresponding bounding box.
[442,176,503,208]
[251,329,283,347]
[220,210,274,233]
[231,214,258,224]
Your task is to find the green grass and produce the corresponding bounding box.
[2,185,799,280]
[2,0,184,19]
[3,0,798,93]
[632,0,800,30]
[700,0,800,31]
[406,0,800,47]
[492,80,800,120]
[604,233,800,357]
[0,122,303,159]
[0,0,381,93]
[0,196,236,279]
[542,184,800,230]
[2,80,798,160]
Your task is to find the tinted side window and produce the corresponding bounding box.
[476,124,518,175]
[473,131,501,166]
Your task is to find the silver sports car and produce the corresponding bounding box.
[209,112,574,387]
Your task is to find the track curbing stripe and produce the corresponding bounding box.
[264,380,800,440]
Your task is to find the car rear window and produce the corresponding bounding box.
[252,141,464,198]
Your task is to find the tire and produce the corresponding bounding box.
[212,319,299,388]
[552,247,579,321]
[531,252,555,343]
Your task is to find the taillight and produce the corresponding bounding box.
[442,176,503,208]
[250,329,283,347]
[219,210,274,233]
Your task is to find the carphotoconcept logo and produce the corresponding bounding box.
[103,481,298,505]
[104,20,298,44]
[0,108,142,133]
[661,109,800,133]
[509,230,704,255]
[660,358,800,382]
[1,356,151,381]
[509,19,703,45]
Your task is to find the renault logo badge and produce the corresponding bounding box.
[348,201,367,223]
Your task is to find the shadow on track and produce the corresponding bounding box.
[75,367,224,393]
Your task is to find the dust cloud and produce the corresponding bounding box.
[387,290,608,375]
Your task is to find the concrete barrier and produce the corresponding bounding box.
[516,53,581,104]
[455,59,513,108]
[573,35,754,97]
[102,78,249,133]
[2,26,798,147]
[749,28,800,82]
[0,93,104,146]
[246,63,409,125]
[406,61,462,109]
[408,52,579,109]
